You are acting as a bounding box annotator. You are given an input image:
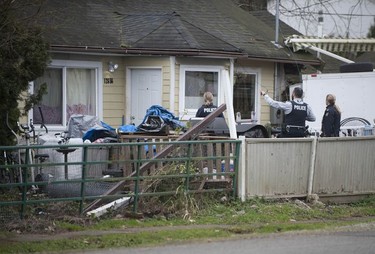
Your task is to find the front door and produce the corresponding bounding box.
[131,69,162,125]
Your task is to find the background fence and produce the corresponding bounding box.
[239,136,375,200]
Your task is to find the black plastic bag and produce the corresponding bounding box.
[138,115,168,133]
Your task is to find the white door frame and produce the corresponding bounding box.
[233,66,262,123]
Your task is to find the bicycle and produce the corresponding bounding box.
[0,113,24,192]
[18,107,50,192]
[0,107,49,193]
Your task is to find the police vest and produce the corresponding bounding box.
[196,104,219,117]
[202,106,217,114]
[284,101,308,126]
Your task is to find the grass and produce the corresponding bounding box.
[1,195,374,253]
[1,228,232,253]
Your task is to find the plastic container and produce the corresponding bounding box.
[212,168,217,180]
[363,125,374,136]
[236,112,241,122]
[221,155,234,173]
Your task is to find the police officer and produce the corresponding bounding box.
[196,91,224,117]
[321,94,341,137]
[260,87,316,137]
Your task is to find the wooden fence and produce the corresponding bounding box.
[118,135,236,179]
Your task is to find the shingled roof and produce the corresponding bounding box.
[34,0,319,65]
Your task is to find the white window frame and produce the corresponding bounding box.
[179,65,224,121]
[29,59,103,131]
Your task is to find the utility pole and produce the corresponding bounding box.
[317,10,323,37]
[275,0,280,46]
[317,10,323,58]
[274,0,281,101]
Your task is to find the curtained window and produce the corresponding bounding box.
[33,66,97,127]
[34,68,63,125]
[66,68,96,120]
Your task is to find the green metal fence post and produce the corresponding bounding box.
[185,143,192,192]
[133,143,142,213]
[79,145,88,214]
[20,147,30,220]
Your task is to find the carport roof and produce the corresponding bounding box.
[285,35,375,53]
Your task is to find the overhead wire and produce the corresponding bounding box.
[275,0,373,37]
[272,5,309,94]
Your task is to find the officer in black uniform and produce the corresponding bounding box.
[321,94,341,137]
[260,87,316,137]
[196,92,224,118]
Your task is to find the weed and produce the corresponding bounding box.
[350,195,375,207]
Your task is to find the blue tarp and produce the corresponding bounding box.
[83,121,118,142]
[100,121,116,131]
[117,124,137,133]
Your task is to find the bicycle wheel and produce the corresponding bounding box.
[0,151,23,192]
[340,117,371,137]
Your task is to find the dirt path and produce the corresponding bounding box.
[6,224,228,242]
[6,217,375,243]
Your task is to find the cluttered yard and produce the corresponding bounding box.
[0,105,242,225]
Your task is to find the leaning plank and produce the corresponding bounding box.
[83,104,227,213]
[86,197,131,218]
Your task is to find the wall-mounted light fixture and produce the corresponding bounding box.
[108,62,118,73]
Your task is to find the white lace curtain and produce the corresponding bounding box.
[66,68,96,121]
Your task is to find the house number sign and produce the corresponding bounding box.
[104,78,113,84]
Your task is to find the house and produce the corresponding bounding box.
[27,0,322,132]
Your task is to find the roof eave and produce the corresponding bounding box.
[49,45,321,65]
[246,55,321,66]
[50,45,245,58]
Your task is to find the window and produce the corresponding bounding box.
[233,73,257,119]
[32,60,102,129]
[180,66,221,120]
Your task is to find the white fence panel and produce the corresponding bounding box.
[313,137,375,194]
[245,138,313,197]
[243,136,375,199]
